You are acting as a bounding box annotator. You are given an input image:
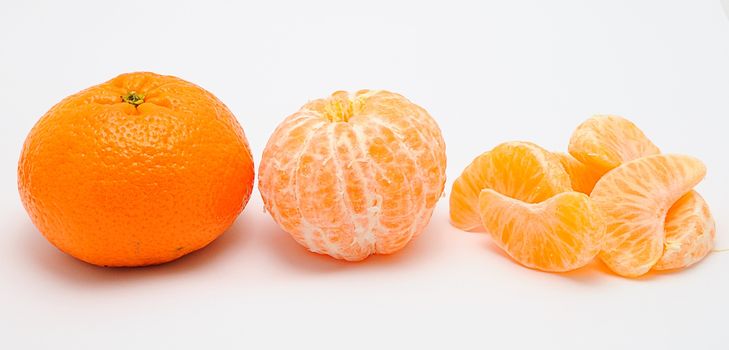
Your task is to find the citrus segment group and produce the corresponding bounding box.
[449,142,571,231]
[590,154,706,277]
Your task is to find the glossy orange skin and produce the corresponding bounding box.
[18,72,254,267]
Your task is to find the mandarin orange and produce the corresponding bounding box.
[258,90,446,261]
[18,72,254,266]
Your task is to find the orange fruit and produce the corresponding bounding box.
[18,72,255,267]
[554,152,602,195]
[568,115,660,174]
[449,141,572,231]
[590,154,706,277]
[478,189,605,272]
[654,190,716,271]
[258,90,446,261]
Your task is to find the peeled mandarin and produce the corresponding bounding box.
[258,90,446,261]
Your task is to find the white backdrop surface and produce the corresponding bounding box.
[1,1,728,349]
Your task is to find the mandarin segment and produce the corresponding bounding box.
[568,115,660,174]
[478,189,605,272]
[258,90,446,261]
[590,154,706,277]
[449,142,572,231]
[554,152,603,195]
[654,191,716,271]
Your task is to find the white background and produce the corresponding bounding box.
[1,1,728,349]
